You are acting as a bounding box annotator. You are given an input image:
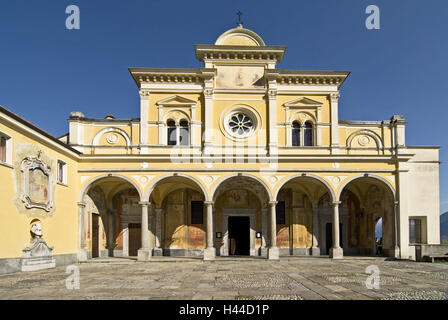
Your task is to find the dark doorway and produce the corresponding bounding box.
[92,214,99,258]
[128,223,141,256]
[228,216,250,255]
[325,223,343,255]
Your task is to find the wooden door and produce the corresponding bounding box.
[92,214,99,258]
[128,223,141,256]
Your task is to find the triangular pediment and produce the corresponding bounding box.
[283,97,323,108]
[156,95,197,106]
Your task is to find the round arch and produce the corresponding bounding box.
[337,174,396,201]
[346,130,383,149]
[92,127,131,147]
[210,173,273,202]
[274,173,336,202]
[78,174,143,203]
[144,173,209,201]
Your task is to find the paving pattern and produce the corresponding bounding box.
[0,256,447,300]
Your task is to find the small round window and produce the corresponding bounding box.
[224,110,256,138]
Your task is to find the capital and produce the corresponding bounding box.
[203,89,214,99]
[332,201,342,207]
[139,201,151,207]
[268,200,278,207]
[204,201,214,207]
[77,201,86,208]
[139,90,150,97]
[330,92,340,101]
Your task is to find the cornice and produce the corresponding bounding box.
[266,70,350,88]
[195,45,286,63]
[129,68,216,87]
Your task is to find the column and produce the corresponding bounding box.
[107,209,115,257]
[203,201,215,261]
[267,201,279,260]
[77,202,88,261]
[311,202,320,256]
[153,208,163,256]
[203,86,213,155]
[268,87,278,158]
[139,90,150,154]
[138,201,151,261]
[330,92,340,154]
[393,201,400,258]
[330,201,343,259]
[260,207,268,256]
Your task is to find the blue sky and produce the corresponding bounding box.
[0,0,446,213]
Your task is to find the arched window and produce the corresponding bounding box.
[179,120,189,146]
[167,120,177,145]
[304,122,313,146]
[292,121,301,146]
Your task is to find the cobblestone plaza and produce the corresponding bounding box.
[0,257,447,300]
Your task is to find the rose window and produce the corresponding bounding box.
[228,113,254,137]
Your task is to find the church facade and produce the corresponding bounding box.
[0,25,441,274]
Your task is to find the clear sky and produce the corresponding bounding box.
[0,0,446,213]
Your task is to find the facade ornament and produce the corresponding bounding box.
[20,156,54,212]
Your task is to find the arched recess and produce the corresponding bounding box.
[144,173,209,257]
[78,174,143,259]
[211,173,272,257]
[92,127,131,147]
[144,173,209,202]
[337,174,397,257]
[274,174,336,256]
[211,173,273,202]
[274,174,336,202]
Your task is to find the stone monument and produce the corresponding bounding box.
[21,220,56,271]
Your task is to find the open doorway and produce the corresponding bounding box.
[374,217,383,256]
[228,216,250,255]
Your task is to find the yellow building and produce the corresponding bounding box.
[0,25,440,273]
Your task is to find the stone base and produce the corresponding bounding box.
[153,248,163,256]
[311,247,321,256]
[137,249,151,261]
[267,247,279,260]
[21,257,55,272]
[330,247,343,259]
[77,249,88,262]
[203,247,216,261]
[259,247,268,257]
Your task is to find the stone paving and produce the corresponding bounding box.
[0,256,447,300]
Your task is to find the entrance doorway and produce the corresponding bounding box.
[92,214,99,258]
[228,216,250,255]
[128,223,141,256]
[325,223,343,255]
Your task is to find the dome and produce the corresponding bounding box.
[215,25,265,46]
